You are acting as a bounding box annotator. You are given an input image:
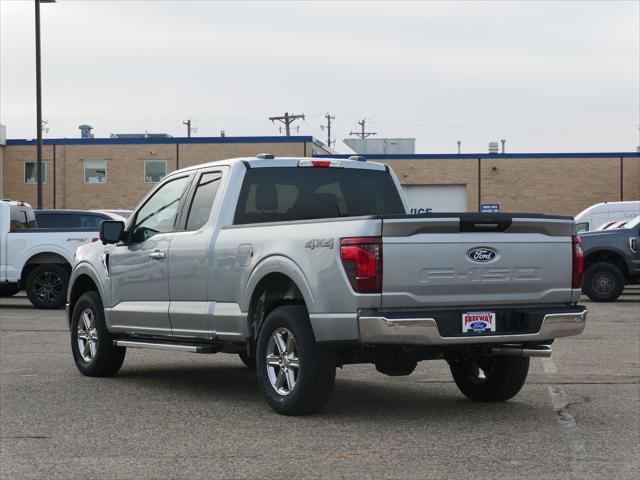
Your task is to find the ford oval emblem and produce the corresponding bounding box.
[469,321,488,330]
[467,247,497,263]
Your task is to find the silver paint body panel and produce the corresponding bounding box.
[68,157,583,346]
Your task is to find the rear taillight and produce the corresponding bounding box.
[572,235,584,289]
[340,237,383,293]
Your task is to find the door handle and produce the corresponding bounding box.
[148,251,165,260]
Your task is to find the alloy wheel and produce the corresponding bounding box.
[77,308,98,362]
[33,271,64,305]
[266,327,300,396]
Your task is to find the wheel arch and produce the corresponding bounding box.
[67,264,106,327]
[21,252,71,287]
[245,271,309,342]
[583,249,628,277]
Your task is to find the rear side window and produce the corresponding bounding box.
[10,207,37,231]
[234,167,404,225]
[185,172,222,231]
[36,213,79,228]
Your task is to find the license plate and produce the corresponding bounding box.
[462,311,496,334]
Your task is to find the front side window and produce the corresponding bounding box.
[79,214,107,229]
[85,159,107,184]
[144,160,168,183]
[131,176,190,243]
[185,172,221,231]
[24,161,46,184]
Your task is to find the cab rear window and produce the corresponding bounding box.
[233,167,404,225]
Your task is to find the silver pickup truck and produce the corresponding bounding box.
[67,155,587,415]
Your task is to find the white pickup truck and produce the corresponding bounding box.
[0,200,114,309]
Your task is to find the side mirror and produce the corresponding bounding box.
[99,220,125,244]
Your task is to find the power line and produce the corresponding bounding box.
[350,119,376,139]
[269,112,305,136]
[320,113,335,148]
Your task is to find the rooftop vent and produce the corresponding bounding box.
[79,125,94,139]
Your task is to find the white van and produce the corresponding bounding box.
[575,201,640,233]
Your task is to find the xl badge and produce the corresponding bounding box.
[466,247,497,263]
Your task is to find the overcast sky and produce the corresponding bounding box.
[1,0,638,153]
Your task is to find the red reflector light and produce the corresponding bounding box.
[572,235,584,289]
[91,237,99,243]
[340,237,382,293]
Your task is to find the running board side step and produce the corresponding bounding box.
[113,340,219,354]
[489,344,552,358]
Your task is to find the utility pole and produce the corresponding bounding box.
[457,140,461,155]
[182,118,197,137]
[269,112,305,136]
[320,113,335,148]
[349,119,376,140]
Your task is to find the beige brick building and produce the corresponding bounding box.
[1,136,331,210]
[1,134,638,216]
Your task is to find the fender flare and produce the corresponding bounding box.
[68,261,109,312]
[240,254,315,314]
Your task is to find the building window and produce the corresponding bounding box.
[84,159,107,184]
[144,160,167,183]
[24,161,47,184]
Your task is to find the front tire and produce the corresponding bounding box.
[583,262,625,302]
[450,355,530,402]
[256,305,336,416]
[71,291,126,377]
[26,264,69,309]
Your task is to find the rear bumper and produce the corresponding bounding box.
[358,306,587,346]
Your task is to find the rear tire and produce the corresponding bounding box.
[583,262,625,302]
[256,305,336,416]
[26,264,69,309]
[71,291,126,377]
[450,355,530,402]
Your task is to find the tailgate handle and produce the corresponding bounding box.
[460,216,511,232]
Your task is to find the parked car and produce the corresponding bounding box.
[580,215,640,301]
[67,155,587,415]
[35,209,127,229]
[0,201,102,308]
[575,201,640,233]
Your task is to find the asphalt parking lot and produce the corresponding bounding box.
[1,289,638,480]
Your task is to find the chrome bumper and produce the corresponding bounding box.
[358,309,587,346]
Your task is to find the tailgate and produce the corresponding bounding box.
[381,214,576,308]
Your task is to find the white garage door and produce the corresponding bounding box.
[402,185,467,214]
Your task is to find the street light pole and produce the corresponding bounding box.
[35,0,43,209]
[34,0,55,209]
